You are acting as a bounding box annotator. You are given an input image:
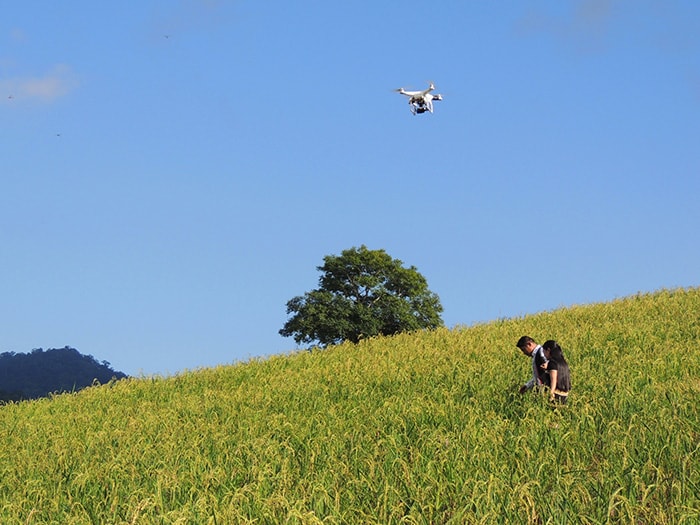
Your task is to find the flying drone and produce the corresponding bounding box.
[395,82,443,115]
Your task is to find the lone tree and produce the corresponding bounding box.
[280,245,444,347]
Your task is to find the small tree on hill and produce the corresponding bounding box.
[279,246,444,347]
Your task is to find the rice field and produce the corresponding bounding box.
[1,287,698,524]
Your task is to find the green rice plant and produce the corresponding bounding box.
[0,287,698,523]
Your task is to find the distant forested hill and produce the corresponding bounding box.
[0,347,127,402]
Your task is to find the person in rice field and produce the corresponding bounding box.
[516,335,548,394]
[541,340,571,404]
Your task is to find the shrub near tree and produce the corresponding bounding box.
[280,245,444,347]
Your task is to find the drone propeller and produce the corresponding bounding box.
[427,81,447,100]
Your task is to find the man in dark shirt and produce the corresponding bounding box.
[516,335,548,394]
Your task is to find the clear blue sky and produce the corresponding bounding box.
[2,1,698,376]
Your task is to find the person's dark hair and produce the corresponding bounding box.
[542,340,564,360]
[516,335,535,349]
[542,340,571,391]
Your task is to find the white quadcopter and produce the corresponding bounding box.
[395,82,443,115]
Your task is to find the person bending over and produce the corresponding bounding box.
[516,336,548,394]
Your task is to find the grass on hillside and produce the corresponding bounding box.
[1,287,699,524]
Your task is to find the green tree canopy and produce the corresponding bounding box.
[280,246,444,347]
